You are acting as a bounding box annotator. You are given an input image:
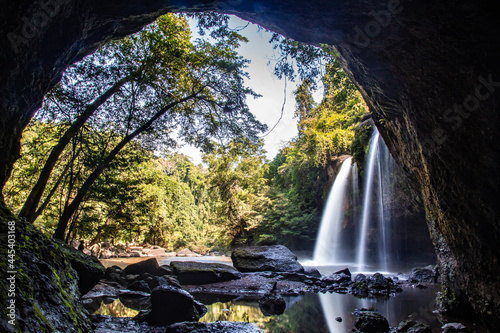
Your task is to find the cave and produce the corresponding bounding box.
[1,0,499,330]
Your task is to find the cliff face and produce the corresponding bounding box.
[0,0,498,329]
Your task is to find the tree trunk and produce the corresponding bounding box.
[53,94,196,240]
[19,75,133,222]
[32,148,80,221]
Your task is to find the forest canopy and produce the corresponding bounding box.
[6,13,367,251]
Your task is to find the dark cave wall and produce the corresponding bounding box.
[0,0,499,329]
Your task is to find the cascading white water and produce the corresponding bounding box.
[356,131,380,270]
[356,129,394,272]
[313,157,352,264]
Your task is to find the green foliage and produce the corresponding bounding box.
[6,14,369,253]
[256,56,367,249]
[351,120,374,173]
[203,137,270,247]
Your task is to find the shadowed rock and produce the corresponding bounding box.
[136,286,207,326]
[396,319,431,333]
[58,240,105,295]
[353,310,390,333]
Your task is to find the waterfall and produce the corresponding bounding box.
[356,129,393,272]
[309,125,433,275]
[313,157,352,264]
[356,131,380,270]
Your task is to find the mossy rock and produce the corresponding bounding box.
[56,240,105,295]
[0,214,94,332]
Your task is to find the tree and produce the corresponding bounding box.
[203,137,269,246]
[256,54,367,249]
[51,14,266,240]
[12,13,266,240]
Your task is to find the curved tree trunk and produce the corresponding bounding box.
[53,94,196,240]
[18,75,133,223]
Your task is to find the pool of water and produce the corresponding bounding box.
[92,284,454,332]
[197,285,443,332]
[95,257,486,332]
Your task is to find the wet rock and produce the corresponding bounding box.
[0,218,93,332]
[442,323,468,332]
[142,273,181,290]
[321,268,352,284]
[231,245,304,273]
[58,239,106,295]
[166,321,263,333]
[258,294,286,316]
[396,319,431,333]
[353,310,390,333]
[104,272,126,286]
[123,274,141,286]
[136,286,207,325]
[119,295,151,311]
[123,258,161,276]
[82,297,103,314]
[352,273,402,296]
[354,274,368,283]
[82,282,121,299]
[105,265,122,276]
[128,280,152,293]
[158,265,174,276]
[278,272,316,283]
[91,315,167,333]
[409,266,438,284]
[3,0,500,328]
[170,261,241,285]
[304,266,322,278]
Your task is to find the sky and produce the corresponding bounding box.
[176,16,303,165]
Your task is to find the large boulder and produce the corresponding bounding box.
[170,261,241,285]
[122,258,161,276]
[258,294,286,316]
[231,245,304,273]
[353,310,390,333]
[136,286,207,325]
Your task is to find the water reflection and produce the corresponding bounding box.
[93,298,141,317]
[321,285,442,332]
[200,295,330,333]
[200,285,441,333]
[89,284,442,332]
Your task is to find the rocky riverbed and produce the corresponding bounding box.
[76,245,481,333]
